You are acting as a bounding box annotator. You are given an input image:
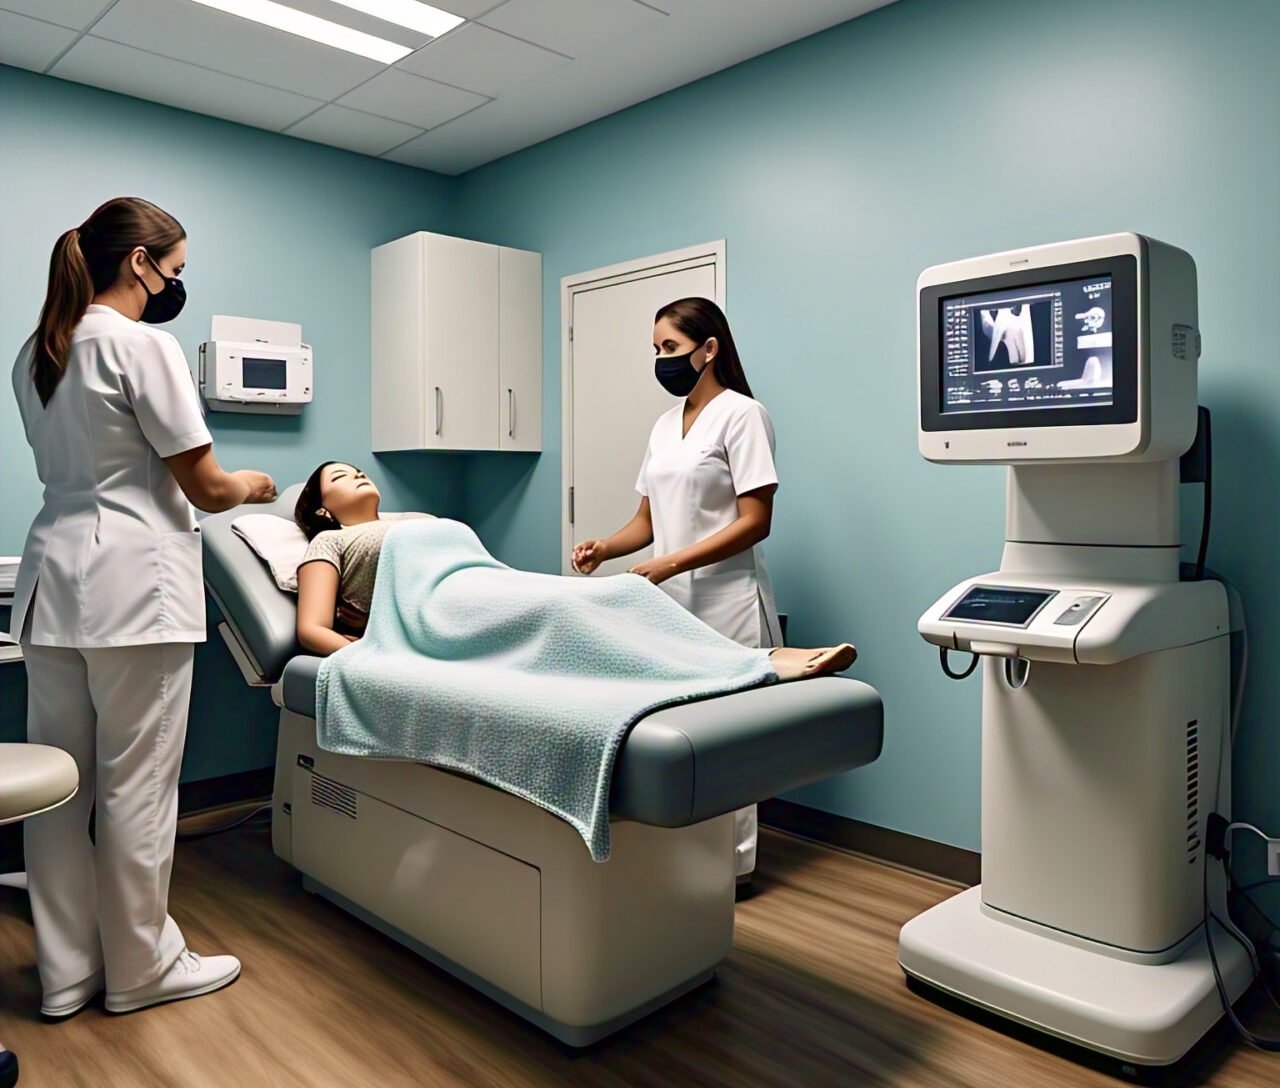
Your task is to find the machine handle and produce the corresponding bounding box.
[508,388,515,439]
[970,640,1020,658]
[435,387,442,437]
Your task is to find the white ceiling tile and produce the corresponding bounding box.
[0,1,112,32]
[426,0,507,18]
[285,103,424,156]
[26,0,897,176]
[280,0,428,50]
[397,23,568,96]
[0,11,78,72]
[91,0,386,101]
[51,36,324,132]
[478,0,662,58]
[382,0,895,174]
[380,126,461,169]
[628,0,704,12]
[338,67,487,129]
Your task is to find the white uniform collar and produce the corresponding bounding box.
[85,303,135,321]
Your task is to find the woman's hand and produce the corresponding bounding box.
[234,469,277,504]
[627,556,681,585]
[571,539,609,574]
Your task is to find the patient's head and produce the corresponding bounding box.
[295,462,382,539]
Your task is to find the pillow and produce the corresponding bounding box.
[232,514,309,593]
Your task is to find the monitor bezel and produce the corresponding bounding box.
[920,255,1138,433]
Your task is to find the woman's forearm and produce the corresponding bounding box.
[665,514,768,577]
[299,625,356,657]
[601,514,654,562]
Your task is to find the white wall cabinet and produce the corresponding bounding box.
[372,232,542,452]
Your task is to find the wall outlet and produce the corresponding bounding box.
[1269,840,1280,878]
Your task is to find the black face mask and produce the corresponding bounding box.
[654,346,706,398]
[137,251,186,324]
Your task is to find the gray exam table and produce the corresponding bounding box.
[202,486,883,1045]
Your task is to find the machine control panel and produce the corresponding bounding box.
[941,585,1059,628]
[1052,594,1109,626]
[919,576,1221,667]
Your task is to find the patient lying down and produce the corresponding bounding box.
[293,462,856,681]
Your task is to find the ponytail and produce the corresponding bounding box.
[29,197,186,406]
[33,228,95,406]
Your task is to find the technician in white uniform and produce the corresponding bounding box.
[8,198,276,1019]
[571,297,781,881]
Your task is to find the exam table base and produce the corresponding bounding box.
[272,710,736,1046]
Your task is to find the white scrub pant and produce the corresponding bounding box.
[731,596,780,881]
[21,640,193,996]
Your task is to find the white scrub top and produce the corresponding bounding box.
[8,304,213,647]
[636,389,782,648]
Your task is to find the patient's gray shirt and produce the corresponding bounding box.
[300,514,432,633]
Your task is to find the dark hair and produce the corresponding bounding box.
[295,462,344,540]
[654,297,753,399]
[32,197,186,406]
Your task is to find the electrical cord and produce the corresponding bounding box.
[1233,876,1280,928]
[1194,408,1212,582]
[1003,656,1030,690]
[939,646,979,680]
[1231,603,1248,745]
[1204,632,1280,1051]
[176,802,273,841]
[1227,867,1280,1013]
[1205,893,1280,1051]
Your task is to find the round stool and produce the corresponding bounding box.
[1,743,80,1088]
[0,744,78,827]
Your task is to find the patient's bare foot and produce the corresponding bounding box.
[769,644,857,681]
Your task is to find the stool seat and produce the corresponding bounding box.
[0,744,78,826]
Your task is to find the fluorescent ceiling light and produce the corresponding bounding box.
[327,1,465,39]
[186,0,413,64]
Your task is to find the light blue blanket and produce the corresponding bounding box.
[316,519,775,861]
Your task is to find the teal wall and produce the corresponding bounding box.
[454,0,1280,854]
[0,65,464,782]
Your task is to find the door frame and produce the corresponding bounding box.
[560,240,727,573]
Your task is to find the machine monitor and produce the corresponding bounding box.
[921,256,1138,433]
[917,234,1199,464]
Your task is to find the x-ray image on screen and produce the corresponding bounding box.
[973,302,1054,372]
[940,274,1114,414]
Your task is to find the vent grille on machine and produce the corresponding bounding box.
[310,772,358,819]
[1186,720,1200,862]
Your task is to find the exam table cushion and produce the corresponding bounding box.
[202,484,306,681]
[231,514,309,592]
[281,655,883,827]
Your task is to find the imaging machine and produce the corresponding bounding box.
[201,493,884,1046]
[899,233,1253,1069]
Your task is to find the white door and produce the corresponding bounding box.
[424,234,499,450]
[565,251,721,575]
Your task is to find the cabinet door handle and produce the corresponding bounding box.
[434,386,442,437]
[508,388,515,439]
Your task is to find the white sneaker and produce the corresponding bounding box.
[105,950,240,1014]
[41,968,105,1018]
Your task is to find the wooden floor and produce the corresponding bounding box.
[1,823,1277,1088]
